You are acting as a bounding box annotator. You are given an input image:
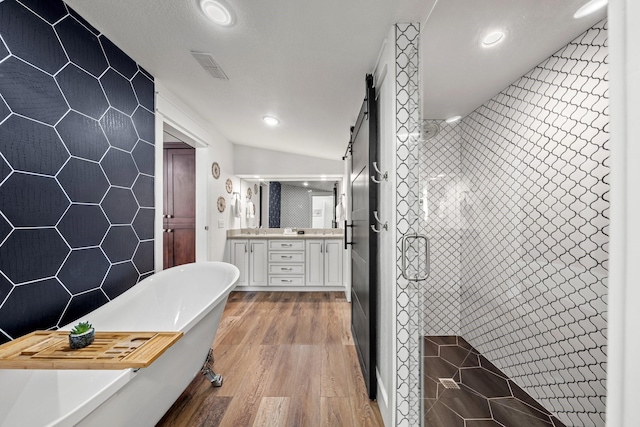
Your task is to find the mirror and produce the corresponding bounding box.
[239,179,342,229]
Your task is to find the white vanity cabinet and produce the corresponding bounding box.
[249,240,268,286]
[324,239,343,287]
[228,236,343,290]
[305,239,343,287]
[268,240,305,286]
[229,239,268,287]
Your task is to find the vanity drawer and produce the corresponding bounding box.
[269,264,305,275]
[269,252,304,263]
[269,276,305,286]
[269,240,305,251]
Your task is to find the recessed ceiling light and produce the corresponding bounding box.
[303,182,309,186]
[482,31,505,47]
[574,0,608,19]
[263,116,280,126]
[200,0,235,26]
[445,115,462,124]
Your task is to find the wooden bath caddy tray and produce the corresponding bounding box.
[0,331,183,370]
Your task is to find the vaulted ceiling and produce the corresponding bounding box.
[65,0,607,160]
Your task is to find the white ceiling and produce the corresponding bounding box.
[64,0,606,159]
[420,0,607,120]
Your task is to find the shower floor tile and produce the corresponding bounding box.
[423,336,567,427]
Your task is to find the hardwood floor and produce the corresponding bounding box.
[156,291,385,427]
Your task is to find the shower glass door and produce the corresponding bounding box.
[395,22,466,427]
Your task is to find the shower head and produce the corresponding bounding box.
[420,120,440,141]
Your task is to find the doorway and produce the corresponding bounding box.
[163,136,196,268]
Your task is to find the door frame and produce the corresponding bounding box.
[608,0,640,424]
[154,112,209,271]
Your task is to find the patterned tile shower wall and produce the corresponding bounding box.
[394,23,422,427]
[0,0,155,344]
[458,20,608,427]
[280,183,331,229]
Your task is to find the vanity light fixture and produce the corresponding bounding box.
[263,116,280,126]
[481,31,505,47]
[574,0,608,19]
[445,115,462,124]
[200,0,235,26]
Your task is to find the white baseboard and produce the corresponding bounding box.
[376,368,391,427]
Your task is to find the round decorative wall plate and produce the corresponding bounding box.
[246,187,252,199]
[225,178,233,194]
[211,162,220,179]
[217,196,226,212]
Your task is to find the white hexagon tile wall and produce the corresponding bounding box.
[0,0,155,344]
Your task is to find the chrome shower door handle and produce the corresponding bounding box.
[401,233,430,281]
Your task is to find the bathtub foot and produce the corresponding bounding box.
[202,349,223,387]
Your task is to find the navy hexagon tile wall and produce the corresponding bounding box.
[0,115,69,175]
[0,0,155,344]
[0,56,69,125]
[0,0,67,74]
[56,111,110,161]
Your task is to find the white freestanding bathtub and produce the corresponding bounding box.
[0,261,239,427]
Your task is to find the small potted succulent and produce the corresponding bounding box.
[68,321,95,349]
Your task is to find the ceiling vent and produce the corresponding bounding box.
[191,51,229,80]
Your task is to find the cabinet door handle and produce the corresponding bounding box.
[282,279,293,283]
[244,243,247,253]
[321,244,323,253]
[281,267,293,271]
[250,243,253,253]
[282,255,292,259]
[282,243,292,247]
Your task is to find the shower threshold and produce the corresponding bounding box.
[423,336,566,427]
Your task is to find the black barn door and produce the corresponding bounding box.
[349,75,378,399]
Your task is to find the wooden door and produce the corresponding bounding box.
[349,75,378,399]
[163,143,196,268]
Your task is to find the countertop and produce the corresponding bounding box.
[227,228,343,240]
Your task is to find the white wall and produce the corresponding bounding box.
[374,27,397,427]
[154,81,237,266]
[234,144,343,176]
[607,1,640,425]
